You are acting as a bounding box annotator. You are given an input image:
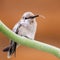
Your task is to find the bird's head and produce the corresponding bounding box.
[22,12,39,23]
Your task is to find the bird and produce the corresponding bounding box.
[3,12,39,58]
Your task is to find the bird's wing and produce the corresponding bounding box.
[7,22,22,58]
[3,22,20,51]
[12,22,20,33]
[3,22,22,58]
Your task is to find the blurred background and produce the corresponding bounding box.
[0,0,60,60]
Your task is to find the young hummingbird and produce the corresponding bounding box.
[3,12,39,58]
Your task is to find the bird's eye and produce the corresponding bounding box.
[23,17,28,19]
[25,17,28,19]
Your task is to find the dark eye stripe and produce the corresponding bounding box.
[25,17,28,19]
[25,17,33,19]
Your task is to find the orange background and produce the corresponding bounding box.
[0,0,60,60]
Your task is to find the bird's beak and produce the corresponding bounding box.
[32,15,39,18]
[29,15,39,19]
[25,15,39,19]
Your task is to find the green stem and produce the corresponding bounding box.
[0,20,60,58]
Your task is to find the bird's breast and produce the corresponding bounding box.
[18,23,36,39]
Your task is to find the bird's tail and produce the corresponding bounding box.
[3,42,17,58]
[7,45,16,58]
[3,46,10,52]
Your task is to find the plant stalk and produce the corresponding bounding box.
[0,20,60,58]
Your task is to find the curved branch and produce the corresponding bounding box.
[0,20,60,58]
